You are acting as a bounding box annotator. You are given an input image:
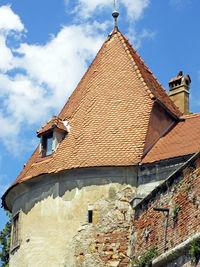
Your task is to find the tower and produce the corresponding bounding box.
[2,6,200,267]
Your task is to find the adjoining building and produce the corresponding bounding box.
[2,14,200,267]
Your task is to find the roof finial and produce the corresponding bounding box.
[112,0,119,28]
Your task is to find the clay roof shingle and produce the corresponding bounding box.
[142,113,200,164]
[2,28,190,207]
[12,29,155,185]
[36,116,69,137]
[117,31,182,118]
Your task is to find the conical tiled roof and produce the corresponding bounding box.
[3,28,183,204]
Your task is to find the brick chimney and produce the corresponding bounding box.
[169,71,191,115]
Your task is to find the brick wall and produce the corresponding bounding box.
[133,157,200,265]
[94,230,130,266]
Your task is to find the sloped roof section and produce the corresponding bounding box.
[142,113,200,164]
[3,28,183,201]
[117,31,182,118]
[11,28,152,184]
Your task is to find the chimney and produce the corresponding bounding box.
[169,71,191,115]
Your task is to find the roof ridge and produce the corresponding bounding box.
[116,30,182,118]
[116,31,155,101]
[181,113,200,119]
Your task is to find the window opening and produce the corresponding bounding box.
[88,210,93,223]
[12,214,19,245]
[46,135,53,156]
[41,132,53,157]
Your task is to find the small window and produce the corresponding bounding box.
[41,132,53,157]
[46,136,53,156]
[12,214,19,245]
[88,210,93,223]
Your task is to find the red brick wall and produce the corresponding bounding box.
[133,159,200,263]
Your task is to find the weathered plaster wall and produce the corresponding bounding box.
[8,167,137,267]
[7,156,191,267]
[138,156,191,186]
[136,156,190,199]
[132,157,200,266]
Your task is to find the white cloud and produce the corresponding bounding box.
[140,29,156,39]
[0,74,48,124]
[15,23,105,108]
[67,0,150,45]
[122,0,150,21]
[126,27,156,49]
[0,5,24,73]
[72,0,110,19]
[0,2,151,155]
[0,11,106,153]
[70,0,150,21]
[0,35,15,72]
[0,5,24,33]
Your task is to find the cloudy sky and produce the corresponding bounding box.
[0,0,200,231]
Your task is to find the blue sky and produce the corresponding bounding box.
[0,0,200,233]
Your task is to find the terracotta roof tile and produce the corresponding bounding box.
[36,116,69,136]
[7,29,155,187]
[3,28,185,203]
[142,114,200,164]
[117,31,182,117]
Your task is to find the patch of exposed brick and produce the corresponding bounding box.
[94,231,130,266]
[132,158,200,264]
[70,186,134,267]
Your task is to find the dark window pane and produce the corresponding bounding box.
[46,137,53,156]
[88,210,93,223]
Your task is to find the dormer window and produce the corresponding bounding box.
[37,116,70,158]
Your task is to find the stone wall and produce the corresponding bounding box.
[67,186,133,267]
[132,155,200,266]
